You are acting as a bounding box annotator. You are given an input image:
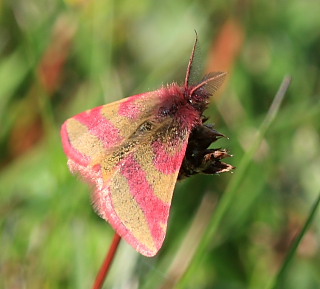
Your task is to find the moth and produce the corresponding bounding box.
[61,36,234,257]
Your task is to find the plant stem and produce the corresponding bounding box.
[92,233,122,289]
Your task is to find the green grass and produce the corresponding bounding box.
[1,0,320,288]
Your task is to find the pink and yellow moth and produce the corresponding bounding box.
[61,36,234,257]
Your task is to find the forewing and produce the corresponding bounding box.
[61,90,190,256]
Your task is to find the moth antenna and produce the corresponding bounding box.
[184,31,198,90]
[190,71,227,96]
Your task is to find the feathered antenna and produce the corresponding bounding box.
[190,71,227,97]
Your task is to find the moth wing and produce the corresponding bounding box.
[61,91,190,256]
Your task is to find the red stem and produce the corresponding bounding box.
[92,233,122,289]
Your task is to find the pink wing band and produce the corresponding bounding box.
[120,154,170,251]
[98,190,164,256]
[61,106,123,166]
[152,140,187,174]
[94,184,155,256]
[66,160,150,254]
[118,93,144,119]
[67,160,151,256]
[74,106,123,149]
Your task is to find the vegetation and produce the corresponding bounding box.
[1,0,319,288]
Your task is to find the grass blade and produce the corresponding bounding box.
[265,192,320,289]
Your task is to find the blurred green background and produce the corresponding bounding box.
[1,0,319,288]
